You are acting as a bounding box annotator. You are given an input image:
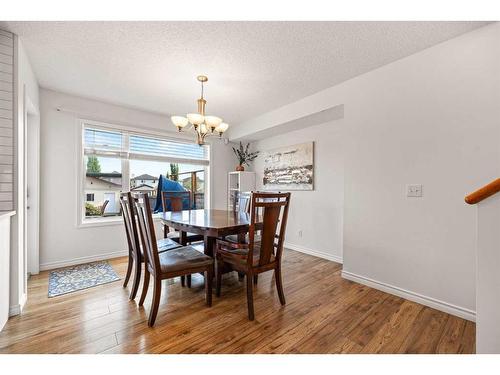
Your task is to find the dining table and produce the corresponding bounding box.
[159,209,259,257]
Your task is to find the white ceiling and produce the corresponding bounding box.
[0,21,489,126]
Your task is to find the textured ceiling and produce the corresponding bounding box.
[0,21,489,125]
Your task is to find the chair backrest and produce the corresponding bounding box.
[248,192,291,267]
[161,190,191,212]
[237,192,251,213]
[133,193,160,275]
[119,193,140,259]
[100,199,109,216]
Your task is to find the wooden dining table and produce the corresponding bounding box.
[159,209,258,257]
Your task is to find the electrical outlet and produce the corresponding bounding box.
[406,184,423,197]
[298,230,303,238]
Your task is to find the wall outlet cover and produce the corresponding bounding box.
[406,184,423,197]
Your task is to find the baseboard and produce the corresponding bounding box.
[40,250,128,271]
[341,270,476,322]
[285,242,343,264]
[9,292,27,317]
[9,304,21,317]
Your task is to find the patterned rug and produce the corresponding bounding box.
[48,261,120,297]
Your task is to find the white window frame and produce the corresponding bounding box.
[76,119,211,228]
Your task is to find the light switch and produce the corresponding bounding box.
[406,184,423,197]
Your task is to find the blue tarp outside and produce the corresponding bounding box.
[153,175,191,213]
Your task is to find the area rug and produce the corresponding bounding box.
[48,261,120,297]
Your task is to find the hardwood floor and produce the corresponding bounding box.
[0,249,475,354]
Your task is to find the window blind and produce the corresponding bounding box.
[83,126,209,165]
[129,135,208,161]
[83,128,123,156]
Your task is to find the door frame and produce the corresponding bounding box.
[24,95,40,275]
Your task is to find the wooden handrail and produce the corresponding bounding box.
[465,178,500,205]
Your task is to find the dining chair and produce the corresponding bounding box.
[134,193,214,327]
[99,199,109,216]
[226,191,280,244]
[120,192,183,300]
[161,190,204,244]
[225,192,252,244]
[161,190,206,288]
[236,191,251,213]
[215,192,291,321]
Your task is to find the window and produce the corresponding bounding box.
[80,121,210,223]
[84,155,122,217]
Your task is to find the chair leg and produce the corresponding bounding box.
[187,274,192,288]
[253,275,258,285]
[129,258,142,300]
[246,273,255,321]
[215,260,222,297]
[138,269,150,306]
[275,266,286,305]
[181,275,185,287]
[148,278,162,327]
[205,267,213,307]
[123,255,133,287]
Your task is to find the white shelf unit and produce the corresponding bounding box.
[227,171,256,211]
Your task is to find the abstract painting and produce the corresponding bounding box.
[262,142,314,190]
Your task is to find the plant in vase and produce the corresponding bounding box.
[232,142,259,171]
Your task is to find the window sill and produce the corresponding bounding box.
[77,217,123,228]
[77,215,162,229]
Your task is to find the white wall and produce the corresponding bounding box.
[251,119,344,263]
[39,89,234,270]
[235,23,500,320]
[10,37,39,315]
[476,194,500,353]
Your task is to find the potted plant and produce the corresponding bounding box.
[232,142,259,171]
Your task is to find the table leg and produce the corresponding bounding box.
[179,231,187,246]
[204,235,215,257]
[179,231,190,287]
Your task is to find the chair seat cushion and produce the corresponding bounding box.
[219,242,274,267]
[157,238,182,253]
[225,234,262,244]
[159,245,213,274]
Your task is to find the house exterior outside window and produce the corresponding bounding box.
[80,120,210,224]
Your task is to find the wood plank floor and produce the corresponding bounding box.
[0,249,475,354]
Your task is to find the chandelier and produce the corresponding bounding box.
[171,75,229,145]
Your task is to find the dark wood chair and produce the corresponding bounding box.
[215,192,291,321]
[134,192,214,327]
[225,192,252,244]
[161,191,204,244]
[99,200,109,216]
[120,192,182,300]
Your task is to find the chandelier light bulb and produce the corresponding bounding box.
[215,122,229,134]
[204,116,223,131]
[187,113,204,125]
[171,116,188,131]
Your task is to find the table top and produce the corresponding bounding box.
[159,209,253,230]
